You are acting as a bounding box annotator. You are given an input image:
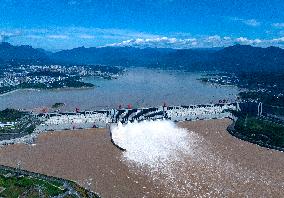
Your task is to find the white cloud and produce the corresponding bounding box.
[207,35,221,41]
[0,31,21,42]
[243,19,261,27]
[272,23,284,28]
[26,35,44,39]
[106,36,199,48]
[0,27,162,50]
[41,27,160,41]
[230,17,261,27]
[47,35,69,39]
[78,34,95,39]
[272,37,284,43]
[2,26,284,49]
[106,35,284,49]
[236,37,262,44]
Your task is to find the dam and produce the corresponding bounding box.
[0,102,239,145]
[36,103,239,131]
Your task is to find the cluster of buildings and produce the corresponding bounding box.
[201,74,240,86]
[0,64,121,88]
[0,75,66,88]
[0,122,15,128]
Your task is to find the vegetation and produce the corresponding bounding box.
[50,78,94,88]
[0,86,17,95]
[90,65,123,75]
[237,72,284,90]
[69,181,100,198]
[0,109,26,123]
[0,109,40,137]
[17,82,47,89]
[239,91,284,107]
[52,102,65,109]
[200,71,284,111]
[203,71,284,149]
[0,171,66,197]
[0,78,94,95]
[234,114,284,149]
[0,167,99,198]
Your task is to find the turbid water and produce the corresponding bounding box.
[0,68,239,111]
[0,119,283,197]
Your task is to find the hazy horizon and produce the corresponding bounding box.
[2,40,283,53]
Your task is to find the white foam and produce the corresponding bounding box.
[111,120,198,169]
[111,120,273,197]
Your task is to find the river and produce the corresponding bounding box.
[0,68,239,111]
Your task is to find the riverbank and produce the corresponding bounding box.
[0,119,283,197]
[0,86,96,97]
[227,117,284,152]
[0,164,99,197]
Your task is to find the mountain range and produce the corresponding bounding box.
[0,42,284,73]
[0,42,50,65]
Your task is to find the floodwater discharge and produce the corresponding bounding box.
[0,119,283,197]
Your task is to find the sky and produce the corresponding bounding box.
[0,0,284,51]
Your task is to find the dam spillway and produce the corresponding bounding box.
[36,103,239,131]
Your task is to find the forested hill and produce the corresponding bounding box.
[51,44,284,72]
[211,44,284,72]
[0,42,50,65]
[52,46,175,66]
[1,41,284,73]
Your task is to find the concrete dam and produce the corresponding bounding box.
[37,103,239,131]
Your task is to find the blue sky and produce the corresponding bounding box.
[0,0,284,50]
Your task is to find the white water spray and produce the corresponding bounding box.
[111,120,199,168]
[111,120,271,197]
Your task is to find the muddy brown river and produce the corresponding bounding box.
[0,119,283,197]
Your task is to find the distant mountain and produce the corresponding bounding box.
[52,46,220,68]
[0,42,50,65]
[1,42,284,73]
[211,44,284,72]
[52,44,284,72]
[156,48,216,70]
[155,45,284,72]
[52,46,176,66]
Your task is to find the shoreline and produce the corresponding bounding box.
[0,86,95,97]
[0,164,100,197]
[227,119,284,152]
